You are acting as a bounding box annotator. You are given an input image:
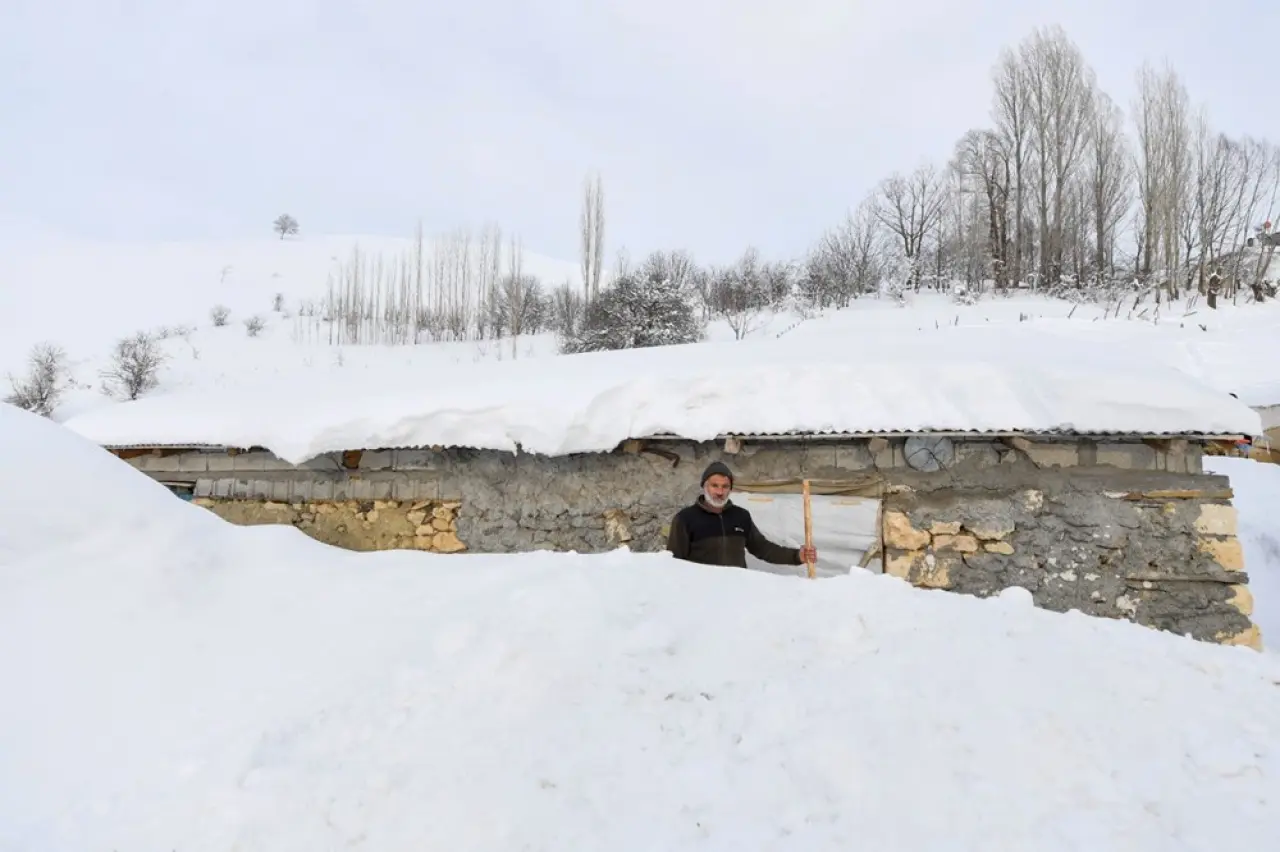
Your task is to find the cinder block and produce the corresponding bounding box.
[271,480,291,502]
[249,479,274,499]
[803,445,836,471]
[194,478,214,498]
[1022,442,1078,468]
[369,479,393,499]
[1097,443,1157,470]
[393,449,437,469]
[178,454,209,473]
[299,454,343,471]
[311,479,335,501]
[213,478,234,498]
[232,452,295,472]
[834,445,872,470]
[207,454,236,472]
[138,454,182,472]
[359,450,393,471]
[291,479,312,501]
[391,478,419,500]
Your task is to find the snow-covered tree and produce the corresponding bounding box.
[705,247,790,339]
[100,332,166,400]
[273,214,299,239]
[880,251,916,305]
[559,268,705,354]
[5,342,69,417]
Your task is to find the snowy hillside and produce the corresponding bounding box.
[5,231,1280,426]
[0,230,579,396]
[3,403,1280,850]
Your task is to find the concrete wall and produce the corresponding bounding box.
[118,434,1260,649]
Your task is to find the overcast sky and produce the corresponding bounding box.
[3,0,1276,264]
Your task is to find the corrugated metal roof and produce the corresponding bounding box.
[100,428,1247,453]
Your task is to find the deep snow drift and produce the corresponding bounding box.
[3,403,1280,851]
[61,324,1263,463]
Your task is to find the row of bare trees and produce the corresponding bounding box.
[290,223,592,356]
[825,25,1280,304]
[245,27,1280,365]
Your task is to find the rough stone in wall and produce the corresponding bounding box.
[880,480,1260,650]
[193,498,465,553]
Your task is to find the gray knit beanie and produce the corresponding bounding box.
[700,461,734,486]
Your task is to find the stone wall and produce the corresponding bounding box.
[191,497,465,553]
[116,434,1260,649]
[880,478,1257,650]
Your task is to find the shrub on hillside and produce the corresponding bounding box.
[211,305,231,326]
[705,249,792,339]
[4,342,70,417]
[559,268,705,354]
[244,315,265,337]
[100,332,166,401]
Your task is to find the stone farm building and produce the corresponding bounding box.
[63,349,1266,652]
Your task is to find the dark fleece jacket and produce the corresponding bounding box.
[665,496,801,569]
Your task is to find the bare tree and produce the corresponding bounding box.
[1133,61,1192,298]
[273,214,299,239]
[639,249,699,291]
[991,47,1030,286]
[549,280,585,336]
[1085,88,1132,283]
[244,315,265,337]
[803,198,887,305]
[504,234,527,358]
[5,342,70,417]
[705,247,792,338]
[873,164,948,287]
[100,332,166,401]
[579,172,605,301]
[1186,110,1244,292]
[1020,26,1095,287]
[1220,138,1280,298]
[953,129,1012,290]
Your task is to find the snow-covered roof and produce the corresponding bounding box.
[60,329,1262,464]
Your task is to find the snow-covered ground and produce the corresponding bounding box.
[58,324,1263,462]
[3,233,1280,424]
[5,233,1280,849]
[4,403,1280,850]
[1207,456,1280,644]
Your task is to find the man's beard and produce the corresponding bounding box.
[703,489,728,508]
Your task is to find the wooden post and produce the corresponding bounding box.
[802,478,815,579]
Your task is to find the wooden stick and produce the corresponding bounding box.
[802,478,815,579]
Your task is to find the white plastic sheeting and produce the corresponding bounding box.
[737,492,882,578]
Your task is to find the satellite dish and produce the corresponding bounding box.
[903,435,955,472]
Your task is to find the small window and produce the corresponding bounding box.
[160,481,195,501]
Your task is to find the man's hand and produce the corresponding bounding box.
[798,545,817,565]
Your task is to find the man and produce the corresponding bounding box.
[665,461,818,570]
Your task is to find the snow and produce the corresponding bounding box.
[0,231,578,379]
[59,326,1262,464]
[4,402,1280,850]
[1207,456,1280,645]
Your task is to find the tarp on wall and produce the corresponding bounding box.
[735,491,883,578]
